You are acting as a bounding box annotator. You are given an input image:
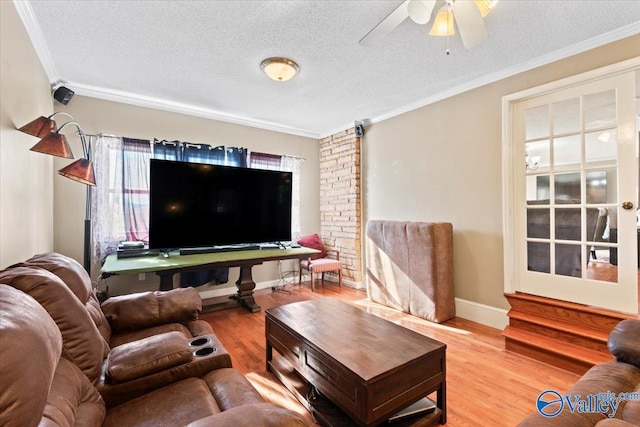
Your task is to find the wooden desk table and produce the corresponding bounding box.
[100,247,319,313]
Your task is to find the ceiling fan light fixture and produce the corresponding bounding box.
[429,5,455,36]
[474,0,498,17]
[260,57,299,82]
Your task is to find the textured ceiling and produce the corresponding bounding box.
[19,0,640,138]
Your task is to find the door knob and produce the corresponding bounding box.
[622,201,634,210]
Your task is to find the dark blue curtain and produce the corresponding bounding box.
[153,139,182,161]
[175,142,248,288]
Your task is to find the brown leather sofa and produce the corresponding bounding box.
[0,252,235,407]
[519,319,640,426]
[0,284,308,426]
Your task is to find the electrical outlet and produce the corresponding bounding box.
[138,273,145,281]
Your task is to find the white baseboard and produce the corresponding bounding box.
[454,298,509,330]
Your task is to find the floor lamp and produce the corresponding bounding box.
[18,113,96,273]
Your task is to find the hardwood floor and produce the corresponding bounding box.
[200,283,581,426]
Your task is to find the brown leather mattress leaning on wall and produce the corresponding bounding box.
[365,220,455,323]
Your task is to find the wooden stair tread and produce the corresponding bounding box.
[503,326,614,366]
[509,292,636,321]
[507,310,610,342]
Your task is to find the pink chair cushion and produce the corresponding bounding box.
[297,234,327,259]
[301,258,341,273]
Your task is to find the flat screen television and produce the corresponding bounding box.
[149,159,292,250]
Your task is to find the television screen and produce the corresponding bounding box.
[149,159,292,250]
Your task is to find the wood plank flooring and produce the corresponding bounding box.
[200,283,581,426]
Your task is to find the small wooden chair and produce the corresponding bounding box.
[299,249,343,292]
[296,234,342,292]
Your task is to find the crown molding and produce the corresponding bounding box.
[366,21,640,128]
[69,82,321,139]
[13,0,58,83]
[15,0,640,141]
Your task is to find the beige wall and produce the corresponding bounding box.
[363,35,640,311]
[0,1,54,269]
[53,96,320,295]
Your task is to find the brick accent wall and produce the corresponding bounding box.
[319,127,362,285]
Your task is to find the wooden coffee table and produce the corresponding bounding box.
[265,298,446,426]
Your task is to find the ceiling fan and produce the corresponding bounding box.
[359,0,499,50]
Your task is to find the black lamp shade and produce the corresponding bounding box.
[19,116,56,138]
[30,132,75,159]
[58,158,96,186]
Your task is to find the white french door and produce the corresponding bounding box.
[504,60,638,314]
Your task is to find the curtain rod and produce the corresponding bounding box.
[84,132,118,138]
[86,134,306,161]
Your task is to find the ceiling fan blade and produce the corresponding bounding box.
[452,0,488,49]
[359,0,411,46]
[408,0,436,25]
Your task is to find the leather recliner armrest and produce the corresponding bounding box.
[608,319,640,368]
[105,331,192,384]
[101,288,202,332]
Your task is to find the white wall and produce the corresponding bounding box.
[363,35,640,313]
[53,95,320,295]
[0,1,54,268]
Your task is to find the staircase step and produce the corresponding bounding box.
[506,292,634,333]
[507,310,610,352]
[503,292,636,375]
[502,326,614,375]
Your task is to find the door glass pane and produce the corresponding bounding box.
[555,173,582,202]
[526,140,550,173]
[585,130,617,165]
[527,175,551,203]
[585,170,608,204]
[553,98,580,135]
[554,135,581,167]
[527,208,550,238]
[555,207,581,241]
[525,105,550,140]
[555,243,581,277]
[528,242,550,273]
[584,90,616,130]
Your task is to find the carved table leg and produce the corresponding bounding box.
[231,265,261,313]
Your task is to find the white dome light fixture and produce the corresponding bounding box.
[260,57,299,82]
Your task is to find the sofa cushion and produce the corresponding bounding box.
[23,252,112,356]
[609,319,640,369]
[42,358,105,426]
[0,285,62,427]
[106,331,193,384]
[0,266,105,384]
[103,377,221,427]
[101,288,201,332]
[297,233,327,259]
[203,368,263,411]
[186,403,309,427]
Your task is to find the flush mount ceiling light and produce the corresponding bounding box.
[260,57,299,82]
